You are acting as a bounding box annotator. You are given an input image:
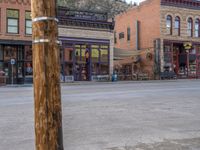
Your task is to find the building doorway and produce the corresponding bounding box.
[173,43,188,78]
[164,41,199,78]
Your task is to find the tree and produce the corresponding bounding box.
[57,0,132,17]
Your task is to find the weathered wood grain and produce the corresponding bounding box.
[31,0,64,150]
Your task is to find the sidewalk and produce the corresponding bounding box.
[1,79,200,88]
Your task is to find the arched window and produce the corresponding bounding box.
[187,18,193,37]
[195,19,200,37]
[166,15,172,35]
[174,16,180,36]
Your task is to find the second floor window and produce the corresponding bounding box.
[195,19,200,38]
[7,9,19,34]
[25,11,32,35]
[119,32,124,39]
[127,27,130,41]
[166,15,172,35]
[174,16,180,36]
[114,31,117,44]
[187,18,193,37]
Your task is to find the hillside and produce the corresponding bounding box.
[57,0,135,18]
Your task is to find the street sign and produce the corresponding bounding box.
[10,59,15,65]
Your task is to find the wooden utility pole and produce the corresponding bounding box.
[31,0,64,150]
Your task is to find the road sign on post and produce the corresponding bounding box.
[10,59,15,65]
[31,0,64,150]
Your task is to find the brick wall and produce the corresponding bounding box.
[114,0,161,78]
[0,0,31,42]
[114,0,161,50]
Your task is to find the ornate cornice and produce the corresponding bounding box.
[161,0,200,10]
[57,7,115,30]
[0,0,31,5]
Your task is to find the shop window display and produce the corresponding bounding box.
[63,42,109,81]
[25,62,33,76]
[164,45,172,71]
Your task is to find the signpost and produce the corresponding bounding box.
[10,59,15,85]
[31,0,64,150]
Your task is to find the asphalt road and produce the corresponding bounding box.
[0,80,200,150]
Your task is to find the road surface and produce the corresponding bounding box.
[0,80,200,150]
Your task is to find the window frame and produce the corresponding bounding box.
[6,9,19,34]
[195,18,200,38]
[114,31,117,44]
[119,32,124,39]
[25,11,32,35]
[166,15,172,35]
[127,27,131,41]
[174,16,180,36]
[187,17,193,37]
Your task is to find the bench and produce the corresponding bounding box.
[138,73,150,80]
[96,75,110,81]
[160,71,177,80]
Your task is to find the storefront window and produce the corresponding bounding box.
[81,45,87,61]
[0,46,3,60]
[164,45,172,71]
[65,63,73,76]
[24,45,32,61]
[0,62,3,71]
[100,45,108,63]
[18,62,24,78]
[25,62,33,77]
[64,48,73,62]
[18,46,24,61]
[4,46,17,61]
[75,45,81,61]
[91,45,99,63]
[100,64,109,75]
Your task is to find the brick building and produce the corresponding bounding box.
[0,1,114,84]
[114,0,200,79]
[0,0,32,84]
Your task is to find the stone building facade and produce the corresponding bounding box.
[114,0,200,79]
[58,7,114,81]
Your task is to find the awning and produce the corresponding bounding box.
[114,47,154,59]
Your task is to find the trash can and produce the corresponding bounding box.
[112,72,117,82]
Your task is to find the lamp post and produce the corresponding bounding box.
[31,0,64,150]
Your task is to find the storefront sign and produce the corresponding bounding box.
[184,42,192,50]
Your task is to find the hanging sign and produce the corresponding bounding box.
[184,42,192,50]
